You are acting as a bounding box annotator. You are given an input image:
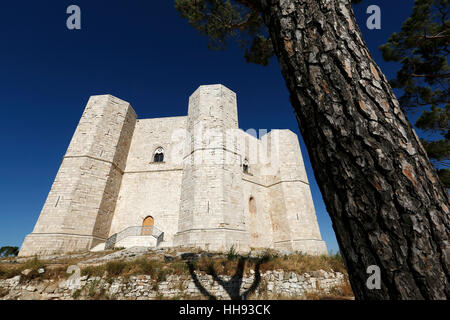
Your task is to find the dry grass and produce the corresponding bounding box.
[1,251,347,281]
[72,280,113,300]
[0,257,72,282]
[0,250,353,301]
[300,281,354,300]
[0,256,45,280]
[1,250,348,291]
[0,250,117,281]
[328,280,354,298]
[0,287,9,298]
[256,251,346,274]
[191,251,346,277]
[80,257,188,281]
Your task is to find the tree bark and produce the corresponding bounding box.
[259,0,449,299]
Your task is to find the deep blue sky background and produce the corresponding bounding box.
[0,1,414,253]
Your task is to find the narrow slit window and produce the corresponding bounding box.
[243,159,249,174]
[249,197,256,215]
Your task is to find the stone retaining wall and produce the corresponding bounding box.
[0,269,346,300]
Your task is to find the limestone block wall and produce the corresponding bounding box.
[239,131,273,249]
[0,268,348,300]
[236,129,327,254]
[115,236,157,249]
[267,183,292,250]
[242,180,273,249]
[19,95,137,256]
[267,130,326,254]
[109,116,187,244]
[174,85,249,251]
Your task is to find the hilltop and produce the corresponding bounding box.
[0,247,353,300]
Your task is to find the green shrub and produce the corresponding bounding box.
[22,256,45,271]
[18,256,47,280]
[81,265,106,278]
[0,265,21,280]
[106,261,127,276]
[0,246,19,258]
[156,268,168,282]
[171,261,188,274]
[72,289,82,299]
[87,280,100,297]
[226,245,238,261]
[135,258,155,275]
[0,288,9,298]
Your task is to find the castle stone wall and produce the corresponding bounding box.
[109,117,187,244]
[20,85,327,257]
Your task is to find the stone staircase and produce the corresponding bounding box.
[90,226,164,252]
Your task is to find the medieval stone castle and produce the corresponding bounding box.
[19,85,327,257]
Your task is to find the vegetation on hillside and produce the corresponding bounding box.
[0,247,19,258]
[0,250,347,281]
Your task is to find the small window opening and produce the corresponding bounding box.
[154,147,164,163]
[243,159,249,173]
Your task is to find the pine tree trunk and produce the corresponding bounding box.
[259,0,450,299]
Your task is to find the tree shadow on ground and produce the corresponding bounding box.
[186,255,269,300]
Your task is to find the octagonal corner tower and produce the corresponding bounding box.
[19,95,137,256]
[173,84,250,252]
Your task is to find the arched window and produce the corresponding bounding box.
[153,147,164,163]
[249,197,256,216]
[142,216,154,236]
[243,159,249,174]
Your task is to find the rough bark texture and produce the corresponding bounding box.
[259,0,449,299]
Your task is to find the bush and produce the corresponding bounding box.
[0,265,21,280]
[106,261,127,276]
[226,245,238,261]
[0,246,19,258]
[81,265,106,278]
[18,256,46,280]
[171,261,188,275]
[134,258,156,275]
[0,288,9,298]
[72,289,82,299]
[0,256,48,280]
[156,268,168,282]
[249,252,347,275]
[22,256,45,271]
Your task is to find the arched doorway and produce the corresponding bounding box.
[142,216,154,236]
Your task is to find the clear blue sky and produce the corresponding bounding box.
[0,1,414,253]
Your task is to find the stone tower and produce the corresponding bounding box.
[266,130,327,254]
[19,95,136,256]
[173,85,250,251]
